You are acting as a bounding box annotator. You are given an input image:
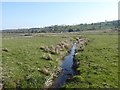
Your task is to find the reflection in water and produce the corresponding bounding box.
[53,43,76,88]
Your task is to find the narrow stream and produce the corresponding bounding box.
[52,43,77,89]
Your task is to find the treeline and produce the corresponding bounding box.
[2,20,119,33]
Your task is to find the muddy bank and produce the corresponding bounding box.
[42,39,73,89]
[51,43,77,89]
[43,37,90,89]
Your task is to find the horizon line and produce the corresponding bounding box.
[1,19,118,30]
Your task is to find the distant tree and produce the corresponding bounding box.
[91,23,94,25]
[98,26,101,29]
[92,27,96,30]
[41,30,47,33]
[80,24,83,25]
[76,29,80,32]
[31,30,34,33]
[85,23,87,26]
[68,29,74,32]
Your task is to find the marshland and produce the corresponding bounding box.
[1,2,119,89]
[1,28,119,89]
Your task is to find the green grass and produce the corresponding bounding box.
[2,35,72,88]
[2,32,118,88]
[64,33,118,88]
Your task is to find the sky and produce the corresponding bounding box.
[1,0,119,30]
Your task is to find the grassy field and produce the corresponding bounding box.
[2,32,118,88]
[2,34,75,88]
[64,33,118,88]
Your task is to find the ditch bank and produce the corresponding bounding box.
[43,37,90,89]
[52,43,77,89]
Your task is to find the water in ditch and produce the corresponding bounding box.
[52,43,77,89]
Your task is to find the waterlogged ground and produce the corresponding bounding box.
[2,32,118,88]
[63,33,118,88]
[2,34,75,88]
